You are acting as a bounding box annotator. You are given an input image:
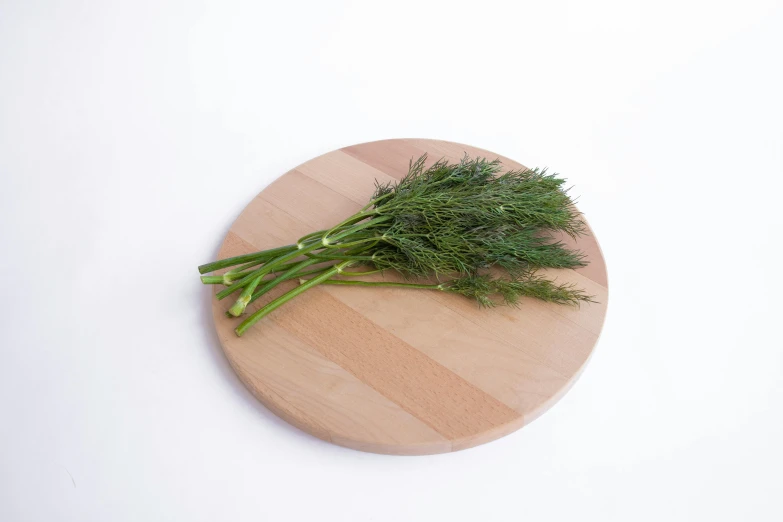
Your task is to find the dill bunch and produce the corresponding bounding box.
[198,154,594,336]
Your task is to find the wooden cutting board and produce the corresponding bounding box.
[211,139,608,455]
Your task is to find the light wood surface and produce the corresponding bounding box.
[211,139,608,455]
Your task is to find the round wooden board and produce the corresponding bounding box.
[212,139,608,455]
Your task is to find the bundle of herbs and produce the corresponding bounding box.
[199,154,594,336]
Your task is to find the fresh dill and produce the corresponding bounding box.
[198,154,594,336]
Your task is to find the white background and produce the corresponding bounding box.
[1,1,782,520]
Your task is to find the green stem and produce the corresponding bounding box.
[307,253,374,261]
[207,261,337,287]
[247,258,319,305]
[273,265,331,282]
[215,240,324,300]
[197,244,297,274]
[318,279,444,291]
[211,215,386,297]
[323,211,379,240]
[324,216,390,245]
[307,239,379,262]
[267,258,333,275]
[294,224,359,247]
[201,275,227,284]
[224,264,336,318]
[337,268,382,277]
[343,242,376,256]
[235,261,352,336]
[322,236,382,250]
[295,228,329,247]
[228,274,265,317]
[200,259,271,285]
[226,258,266,275]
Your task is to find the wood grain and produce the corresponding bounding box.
[211,139,609,455]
